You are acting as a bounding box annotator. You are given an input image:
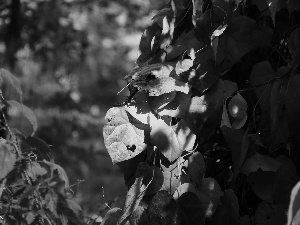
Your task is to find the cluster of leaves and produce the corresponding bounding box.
[0,69,83,225]
[102,0,300,225]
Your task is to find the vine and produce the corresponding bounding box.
[102,0,300,225]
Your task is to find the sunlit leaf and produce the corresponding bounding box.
[103,107,150,164]
[150,119,196,162]
[102,208,122,225]
[26,162,47,181]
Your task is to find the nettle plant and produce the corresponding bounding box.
[0,68,83,225]
[102,0,300,225]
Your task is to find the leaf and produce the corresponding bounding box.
[66,199,82,215]
[217,16,273,70]
[223,80,238,100]
[255,202,288,225]
[211,25,228,60]
[228,93,247,119]
[187,152,205,187]
[287,181,300,225]
[129,206,149,225]
[147,190,177,225]
[144,166,164,195]
[288,28,300,54]
[149,91,192,119]
[241,153,281,175]
[197,178,223,218]
[273,155,299,204]
[118,163,149,224]
[287,0,300,15]
[0,68,22,99]
[192,0,204,27]
[0,139,16,180]
[206,189,239,225]
[177,192,205,225]
[103,107,150,164]
[173,182,199,200]
[25,212,36,225]
[221,126,249,181]
[247,170,276,203]
[44,192,58,217]
[7,100,38,135]
[185,79,224,141]
[26,162,47,181]
[22,136,54,161]
[150,119,196,162]
[161,163,182,194]
[102,208,122,225]
[43,160,69,189]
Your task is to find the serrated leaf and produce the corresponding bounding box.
[241,153,281,175]
[0,68,22,99]
[45,192,58,217]
[103,107,150,164]
[0,139,16,180]
[7,100,37,135]
[66,199,82,215]
[287,181,300,225]
[150,119,196,162]
[27,162,47,181]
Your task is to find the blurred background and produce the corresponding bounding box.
[0,0,168,215]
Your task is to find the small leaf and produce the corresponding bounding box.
[0,139,16,180]
[228,93,247,119]
[43,160,69,189]
[241,153,281,175]
[7,100,38,135]
[287,181,300,225]
[0,68,22,99]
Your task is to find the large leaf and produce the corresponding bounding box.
[150,119,196,162]
[103,107,150,164]
[217,16,273,70]
[0,139,16,180]
[241,153,281,175]
[7,100,38,135]
[287,181,300,225]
